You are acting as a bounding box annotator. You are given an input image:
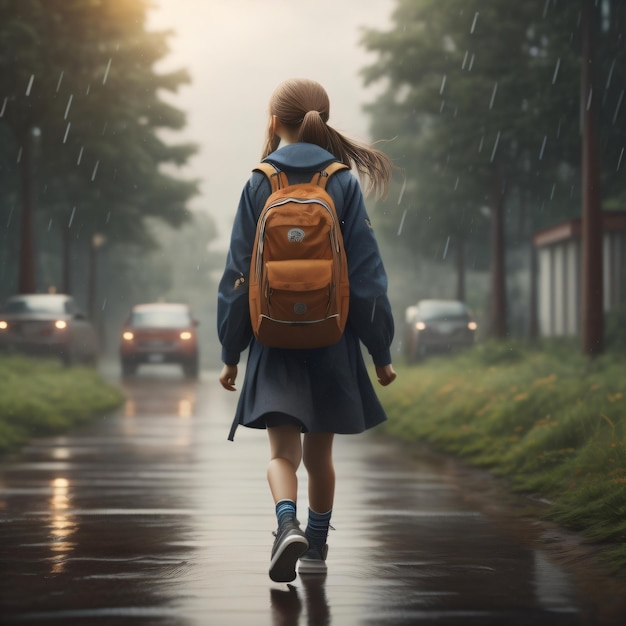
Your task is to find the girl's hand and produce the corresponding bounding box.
[219,364,238,391]
[375,364,397,386]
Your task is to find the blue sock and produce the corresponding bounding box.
[275,499,297,529]
[305,508,332,548]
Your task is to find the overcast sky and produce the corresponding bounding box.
[147,0,394,252]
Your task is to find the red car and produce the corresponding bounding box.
[119,302,199,378]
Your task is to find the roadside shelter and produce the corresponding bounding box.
[532,211,626,337]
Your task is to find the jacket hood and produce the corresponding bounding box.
[263,143,338,172]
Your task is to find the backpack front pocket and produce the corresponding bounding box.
[264,259,333,323]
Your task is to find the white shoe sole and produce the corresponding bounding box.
[269,534,308,583]
[298,557,327,575]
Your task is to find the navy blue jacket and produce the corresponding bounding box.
[217,143,394,439]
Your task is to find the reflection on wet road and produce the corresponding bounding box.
[1,363,624,625]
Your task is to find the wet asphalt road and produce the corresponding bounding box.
[1,364,625,626]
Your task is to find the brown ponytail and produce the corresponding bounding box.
[261,78,394,199]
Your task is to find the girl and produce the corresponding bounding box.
[217,78,397,583]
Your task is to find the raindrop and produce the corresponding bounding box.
[64,94,73,120]
[77,147,84,165]
[440,75,447,95]
[489,82,498,109]
[478,135,484,152]
[63,122,71,144]
[454,177,460,190]
[56,71,64,92]
[6,205,14,227]
[605,59,615,90]
[86,84,91,96]
[550,183,556,200]
[397,209,407,236]
[468,53,475,71]
[586,87,593,111]
[542,0,550,18]
[91,161,100,181]
[556,118,562,139]
[539,135,547,160]
[48,219,53,231]
[370,298,377,323]
[470,12,479,34]
[102,122,108,135]
[490,131,501,163]
[101,298,107,311]
[462,50,469,70]
[617,147,624,171]
[16,147,22,163]
[106,211,111,223]
[551,58,561,84]
[0,97,6,117]
[440,100,445,113]
[25,74,34,96]
[613,90,623,125]
[397,176,407,205]
[443,236,450,260]
[68,206,76,228]
[103,58,112,84]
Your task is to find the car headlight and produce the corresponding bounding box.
[468,322,478,331]
[122,331,134,341]
[415,321,426,331]
[55,320,68,330]
[0,320,7,330]
[180,331,193,341]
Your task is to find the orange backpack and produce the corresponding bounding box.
[249,161,350,349]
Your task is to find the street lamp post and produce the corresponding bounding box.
[88,233,107,323]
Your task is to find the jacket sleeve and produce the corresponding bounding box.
[335,173,395,366]
[217,173,269,365]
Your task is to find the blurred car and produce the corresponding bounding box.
[404,299,477,362]
[119,302,200,378]
[0,293,99,366]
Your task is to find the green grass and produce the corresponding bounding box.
[377,341,626,571]
[0,355,124,455]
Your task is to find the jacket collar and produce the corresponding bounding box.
[263,143,337,172]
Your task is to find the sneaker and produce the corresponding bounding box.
[298,543,328,575]
[269,520,309,583]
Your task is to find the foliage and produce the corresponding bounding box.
[376,343,626,569]
[0,355,124,455]
[360,1,626,342]
[0,0,200,298]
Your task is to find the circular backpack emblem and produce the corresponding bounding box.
[287,228,305,242]
[293,302,307,315]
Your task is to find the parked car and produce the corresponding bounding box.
[0,293,99,366]
[404,299,477,362]
[119,302,200,378]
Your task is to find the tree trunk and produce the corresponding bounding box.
[580,0,604,355]
[490,166,507,339]
[455,232,466,302]
[18,129,37,294]
[62,222,72,294]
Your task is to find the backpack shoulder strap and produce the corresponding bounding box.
[253,162,289,193]
[311,161,350,190]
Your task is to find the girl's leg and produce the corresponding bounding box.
[267,423,303,503]
[300,432,335,573]
[266,423,308,582]
[302,432,335,513]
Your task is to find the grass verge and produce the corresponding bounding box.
[376,341,626,571]
[0,355,124,456]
